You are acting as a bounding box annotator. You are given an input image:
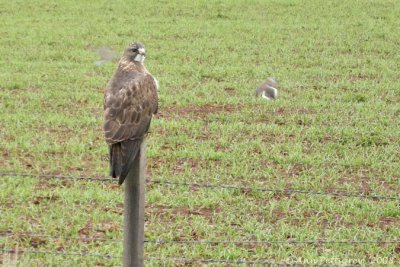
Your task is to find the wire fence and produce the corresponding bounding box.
[145,257,378,267]
[2,232,399,245]
[0,249,379,267]
[1,172,399,266]
[1,249,117,259]
[1,172,399,201]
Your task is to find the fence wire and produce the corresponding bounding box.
[146,257,376,267]
[0,173,114,182]
[1,249,375,267]
[2,172,398,267]
[150,180,400,201]
[1,172,399,201]
[1,233,120,243]
[1,249,117,259]
[2,233,399,245]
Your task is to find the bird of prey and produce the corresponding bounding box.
[103,42,158,185]
[255,77,278,100]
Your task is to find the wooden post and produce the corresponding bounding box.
[123,141,146,267]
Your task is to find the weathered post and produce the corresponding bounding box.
[123,141,146,267]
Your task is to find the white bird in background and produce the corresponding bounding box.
[255,77,278,100]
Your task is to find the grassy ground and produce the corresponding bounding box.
[1,0,399,266]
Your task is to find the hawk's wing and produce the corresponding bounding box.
[103,72,158,145]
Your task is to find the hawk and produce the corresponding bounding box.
[103,42,158,185]
[255,77,278,100]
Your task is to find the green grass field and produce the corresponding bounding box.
[1,0,399,266]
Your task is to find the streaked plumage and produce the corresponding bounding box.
[103,42,158,184]
[255,77,278,100]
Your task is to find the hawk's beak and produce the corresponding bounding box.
[133,48,146,62]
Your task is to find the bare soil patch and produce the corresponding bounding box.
[156,104,244,119]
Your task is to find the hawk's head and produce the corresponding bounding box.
[124,42,146,63]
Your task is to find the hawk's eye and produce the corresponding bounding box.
[132,48,138,52]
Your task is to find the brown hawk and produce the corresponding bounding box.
[103,42,158,184]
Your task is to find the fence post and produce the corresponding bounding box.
[123,141,146,267]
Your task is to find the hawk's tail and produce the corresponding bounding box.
[109,139,142,185]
